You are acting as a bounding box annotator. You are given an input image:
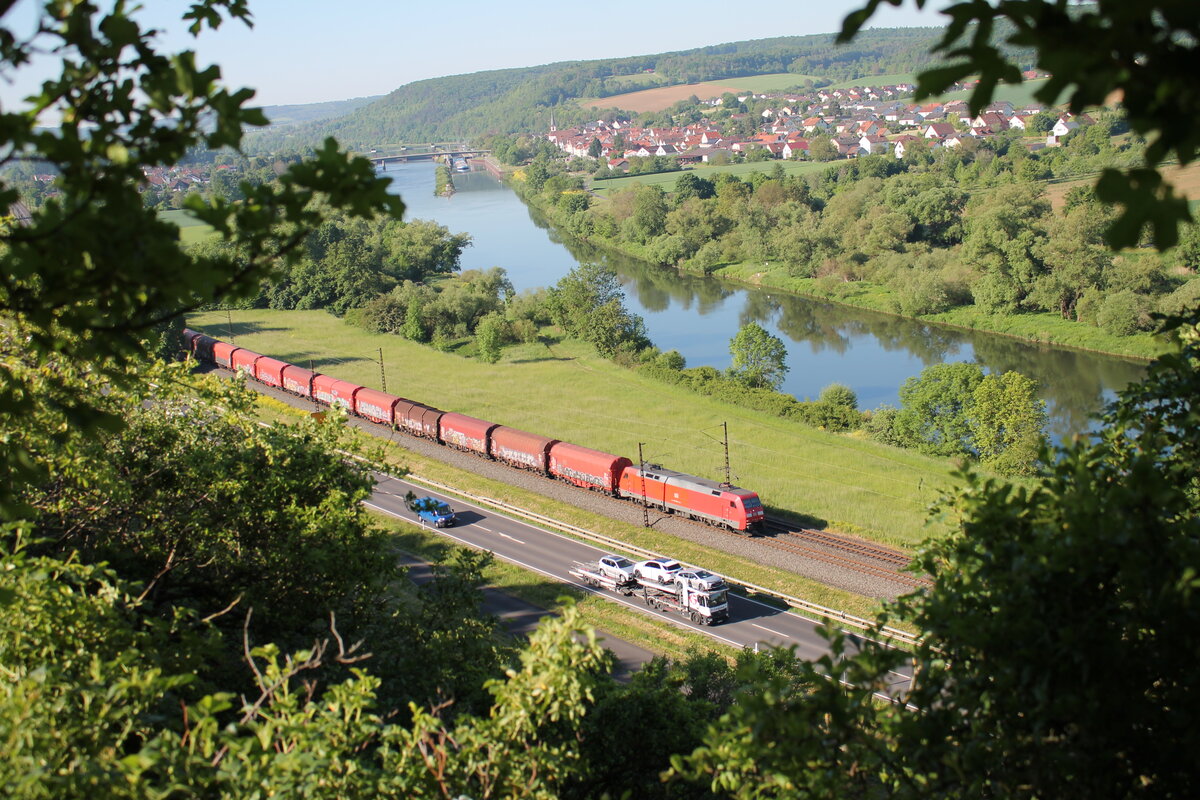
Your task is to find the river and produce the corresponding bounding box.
[380,161,1146,443]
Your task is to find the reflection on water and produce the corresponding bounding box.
[382,162,1147,443]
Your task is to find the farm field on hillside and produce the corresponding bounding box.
[592,160,828,195]
[582,82,742,113]
[707,73,824,92]
[188,309,963,548]
[1044,162,1200,211]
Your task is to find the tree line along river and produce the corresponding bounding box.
[379,161,1147,445]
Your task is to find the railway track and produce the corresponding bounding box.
[763,518,913,567]
[756,533,931,589]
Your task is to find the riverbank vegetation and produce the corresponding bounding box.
[507,125,1191,362]
[434,163,455,196]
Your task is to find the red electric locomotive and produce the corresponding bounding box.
[617,465,764,532]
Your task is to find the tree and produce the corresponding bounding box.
[893,361,984,457]
[808,135,837,162]
[728,322,789,390]
[474,311,505,363]
[673,172,716,205]
[587,137,603,158]
[0,1,403,516]
[969,371,1048,476]
[546,262,649,358]
[819,383,858,409]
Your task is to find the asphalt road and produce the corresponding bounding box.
[370,471,914,698]
[398,555,655,682]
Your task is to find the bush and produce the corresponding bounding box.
[819,383,858,409]
[896,270,953,316]
[866,404,902,446]
[1096,290,1153,336]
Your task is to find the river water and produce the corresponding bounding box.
[380,161,1146,443]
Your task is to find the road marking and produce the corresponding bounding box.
[751,623,791,639]
[475,525,492,533]
[497,532,525,544]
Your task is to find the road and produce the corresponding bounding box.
[370,471,914,698]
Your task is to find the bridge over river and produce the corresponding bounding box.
[366,145,490,167]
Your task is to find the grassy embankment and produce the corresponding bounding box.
[192,308,958,553]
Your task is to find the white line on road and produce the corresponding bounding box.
[475,526,492,533]
[497,532,525,544]
[751,623,791,640]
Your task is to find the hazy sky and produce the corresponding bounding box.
[0,1,950,108]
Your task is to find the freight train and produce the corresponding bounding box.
[183,329,766,532]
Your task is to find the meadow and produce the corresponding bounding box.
[591,159,829,196]
[189,309,964,549]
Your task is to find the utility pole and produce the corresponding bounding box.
[638,442,649,529]
[722,421,731,487]
[377,347,387,392]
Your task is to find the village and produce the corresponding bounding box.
[546,74,1097,170]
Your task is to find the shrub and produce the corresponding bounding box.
[1096,290,1153,337]
[819,383,858,409]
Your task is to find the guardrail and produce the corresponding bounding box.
[399,470,922,648]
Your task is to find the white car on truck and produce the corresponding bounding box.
[634,558,683,586]
[675,569,725,591]
[598,554,636,581]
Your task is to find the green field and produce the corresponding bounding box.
[592,160,830,196]
[160,208,217,245]
[189,309,963,548]
[826,72,916,89]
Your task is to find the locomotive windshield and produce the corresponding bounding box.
[742,497,763,509]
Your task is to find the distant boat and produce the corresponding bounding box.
[453,158,470,172]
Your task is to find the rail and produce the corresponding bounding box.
[399,470,922,648]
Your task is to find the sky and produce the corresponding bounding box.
[0,1,950,109]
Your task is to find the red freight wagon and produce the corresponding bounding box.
[253,357,288,388]
[312,374,339,406]
[617,466,765,532]
[181,328,202,355]
[354,388,401,425]
[230,348,262,378]
[189,332,219,362]
[548,442,632,493]
[394,400,443,439]
[281,365,316,398]
[439,412,498,456]
[490,426,559,473]
[327,379,362,410]
[212,340,240,369]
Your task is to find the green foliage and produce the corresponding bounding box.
[819,383,858,409]
[1096,289,1154,337]
[894,361,985,458]
[546,262,650,358]
[892,362,1048,474]
[474,311,506,363]
[728,322,789,390]
[358,268,512,342]
[840,0,1197,248]
[675,306,1200,798]
[969,371,1047,476]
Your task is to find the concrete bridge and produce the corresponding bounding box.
[366,145,490,168]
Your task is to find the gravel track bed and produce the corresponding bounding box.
[216,367,909,601]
